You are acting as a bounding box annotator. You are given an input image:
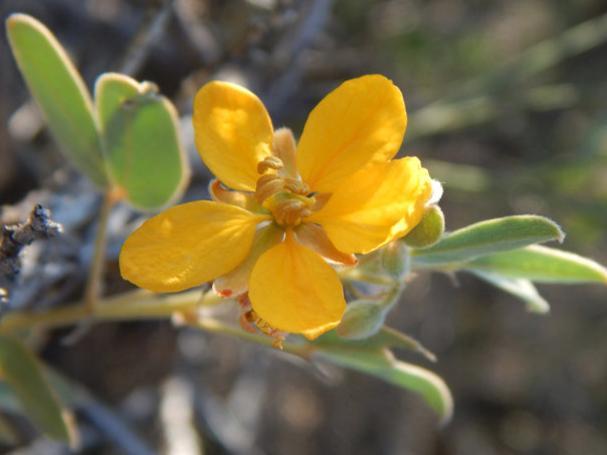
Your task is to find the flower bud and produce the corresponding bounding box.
[336,300,386,340]
[381,240,410,281]
[403,205,445,248]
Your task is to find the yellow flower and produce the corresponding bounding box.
[119,74,432,339]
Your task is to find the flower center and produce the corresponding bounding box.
[254,128,316,227]
[263,191,316,227]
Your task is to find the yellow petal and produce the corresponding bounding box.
[296,75,407,192]
[120,201,263,292]
[295,223,357,266]
[213,223,284,297]
[193,81,273,191]
[308,157,432,254]
[248,233,345,337]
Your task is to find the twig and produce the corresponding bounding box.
[79,402,156,455]
[0,289,216,333]
[118,0,174,77]
[0,205,62,308]
[265,0,333,116]
[47,368,156,455]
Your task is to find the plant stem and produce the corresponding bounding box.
[0,234,408,355]
[0,289,206,333]
[84,191,115,314]
[0,288,308,356]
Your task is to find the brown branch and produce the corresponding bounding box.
[0,205,62,306]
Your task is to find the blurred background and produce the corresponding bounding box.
[1,0,606,453]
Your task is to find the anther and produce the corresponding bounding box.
[284,178,309,195]
[300,208,312,218]
[257,156,284,174]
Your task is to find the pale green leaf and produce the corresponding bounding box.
[367,327,437,362]
[0,335,74,443]
[6,14,107,187]
[471,270,550,313]
[466,245,607,284]
[412,215,564,267]
[314,348,452,424]
[95,73,189,211]
[313,326,436,365]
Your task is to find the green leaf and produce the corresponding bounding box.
[471,270,550,313]
[411,215,565,267]
[313,326,436,364]
[313,348,452,424]
[367,327,437,361]
[6,14,107,187]
[0,335,74,444]
[95,73,189,211]
[465,245,607,284]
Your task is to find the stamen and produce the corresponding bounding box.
[284,178,309,195]
[209,179,252,209]
[255,174,284,203]
[278,199,305,226]
[257,156,284,174]
[253,128,317,226]
[272,128,298,178]
[237,294,286,349]
[265,192,316,227]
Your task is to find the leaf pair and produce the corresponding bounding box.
[6,14,188,211]
[411,215,607,312]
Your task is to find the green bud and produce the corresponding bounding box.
[403,205,445,248]
[336,300,386,340]
[381,241,410,281]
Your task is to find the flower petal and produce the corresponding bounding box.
[248,233,346,337]
[296,75,407,192]
[213,223,284,297]
[307,157,432,254]
[120,201,263,292]
[295,223,357,266]
[193,81,273,191]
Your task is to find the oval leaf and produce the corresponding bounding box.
[412,215,564,267]
[95,73,189,211]
[466,245,607,284]
[314,349,452,424]
[6,14,107,187]
[0,335,74,443]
